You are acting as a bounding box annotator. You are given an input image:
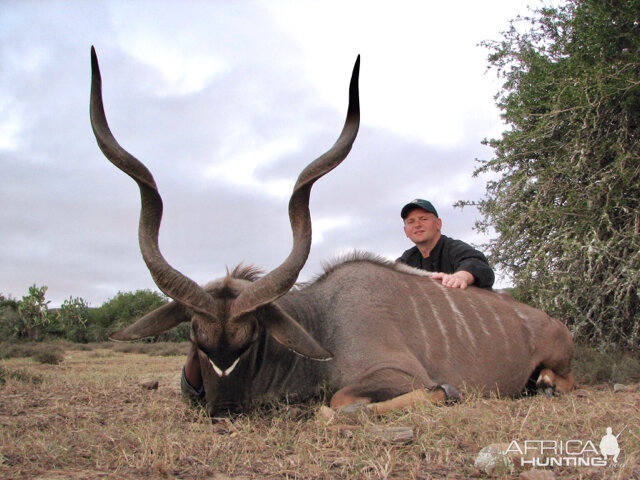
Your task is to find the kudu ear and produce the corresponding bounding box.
[260,303,333,361]
[110,301,189,341]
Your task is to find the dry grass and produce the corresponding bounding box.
[1,347,639,479]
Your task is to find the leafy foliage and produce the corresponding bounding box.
[32,345,65,365]
[86,289,187,342]
[0,287,188,343]
[14,285,52,341]
[55,296,91,342]
[0,366,43,386]
[463,0,640,349]
[0,294,20,341]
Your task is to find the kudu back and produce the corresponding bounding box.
[90,47,575,415]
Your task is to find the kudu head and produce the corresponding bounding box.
[89,47,360,383]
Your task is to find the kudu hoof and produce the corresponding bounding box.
[538,383,557,397]
[535,373,557,397]
[437,384,461,404]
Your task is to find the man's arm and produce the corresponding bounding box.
[431,270,475,289]
[438,238,495,289]
[457,258,494,289]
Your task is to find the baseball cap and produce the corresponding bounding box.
[400,199,438,219]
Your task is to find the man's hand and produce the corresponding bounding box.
[431,271,474,289]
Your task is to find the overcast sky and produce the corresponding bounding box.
[1,0,538,307]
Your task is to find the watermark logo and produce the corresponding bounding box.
[599,426,622,463]
[504,426,626,468]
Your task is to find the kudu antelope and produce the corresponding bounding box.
[90,47,576,416]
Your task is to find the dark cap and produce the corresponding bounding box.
[400,199,438,219]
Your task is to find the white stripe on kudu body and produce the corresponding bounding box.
[409,295,430,352]
[440,286,479,352]
[476,293,509,344]
[418,288,451,357]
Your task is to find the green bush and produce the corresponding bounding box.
[0,342,35,359]
[0,366,43,386]
[0,286,53,341]
[463,0,640,350]
[1,287,188,344]
[32,347,65,365]
[156,322,190,343]
[87,289,170,341]
[56,297,90,343]
[0,295,20,341]
[572,344,640,385]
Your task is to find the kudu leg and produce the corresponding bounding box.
[536,368,576,396]
[184,343,202,389]
[330,368,460,413]
[180,344,205,406]
[366,387,452,414]
[533,317,577,396]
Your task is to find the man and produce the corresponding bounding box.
[397,199,494,289]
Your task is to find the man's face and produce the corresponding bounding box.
[403,208,442,246]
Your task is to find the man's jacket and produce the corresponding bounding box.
[397,235,495,289]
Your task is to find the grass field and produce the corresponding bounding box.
[1,343,638,479]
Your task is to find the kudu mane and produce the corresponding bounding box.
[220,253,405,293]
[200,265,265,300]
[304,251,434,287]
